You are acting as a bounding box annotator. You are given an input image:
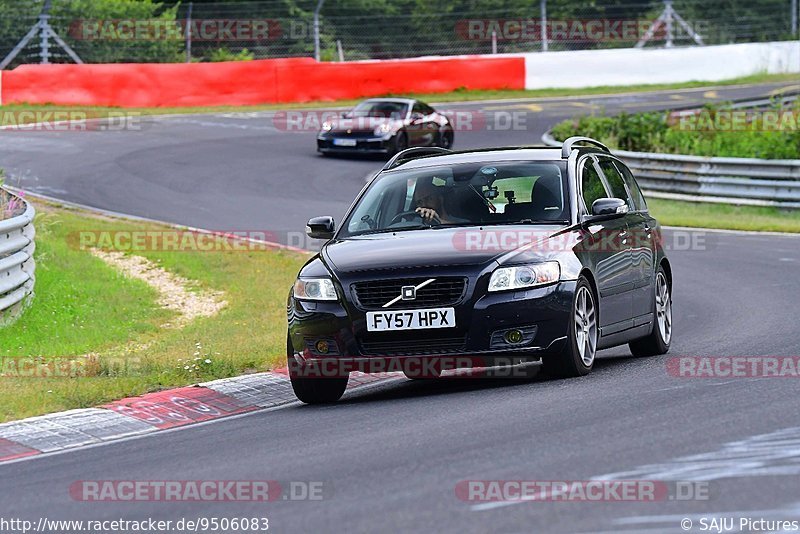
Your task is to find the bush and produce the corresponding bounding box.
[550,100,800,159]
[207,47,255,62]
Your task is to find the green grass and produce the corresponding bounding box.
[0,215,169,355]
[0,201,307,422]
[0,73,795,120]
[648,198,800,233]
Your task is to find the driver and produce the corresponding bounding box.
[413,178,465,225]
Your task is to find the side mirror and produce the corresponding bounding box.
[306,216,335,240]
[588,198,628,219]
[410,112,424,123]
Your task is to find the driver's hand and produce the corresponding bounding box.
[415,207,441,224]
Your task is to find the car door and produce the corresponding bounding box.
[408,102,437,146]
[577,155,633,331]
[614,159,657,322]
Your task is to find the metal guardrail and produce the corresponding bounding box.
[0,189,35,325]
[541,131,800,208]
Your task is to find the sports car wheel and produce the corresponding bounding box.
[438,128,454,149]
[391,132,408,155]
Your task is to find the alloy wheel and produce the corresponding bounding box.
[574,286,597,367]
[655,272,672,345]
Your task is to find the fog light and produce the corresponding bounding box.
[315,340,330,354]
[504,329,524,344]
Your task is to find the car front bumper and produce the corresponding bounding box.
[287,280,576,366]
[317,135,392,154]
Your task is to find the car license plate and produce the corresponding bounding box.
[366,307,455,332]
[333,138,357,147]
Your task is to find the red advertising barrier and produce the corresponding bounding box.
[1,56,524,108]
[273,56,525,102]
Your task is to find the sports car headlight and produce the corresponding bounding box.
[293,278,338,301]
[321,121,333,132]
[488,262,561,292]
[374,123,393,136]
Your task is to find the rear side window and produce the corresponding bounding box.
[580,158,607,212]
[597,158,632,208]
[615,161,648,212]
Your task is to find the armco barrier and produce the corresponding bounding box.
[0,189,35,325]
[0,55,525,108]
[542,132,800,208]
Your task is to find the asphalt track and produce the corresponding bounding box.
[1,81,800,533]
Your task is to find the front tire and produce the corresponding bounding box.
[402,358,443,380]
[629,267,672,357]
[390,131,408,156]
[437,128,454,149]
[287,335,348,404]
[542,278,597,378]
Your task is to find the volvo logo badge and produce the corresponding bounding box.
[382,278,436,308]
[401,286,416,300]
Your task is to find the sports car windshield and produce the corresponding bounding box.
[341,161,569,237]
[350,101,409,118]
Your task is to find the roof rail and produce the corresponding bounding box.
[560,136,610,159]
[383,147,452,171]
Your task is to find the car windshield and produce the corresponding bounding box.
[350,101,409,119]
[341,161,569,237]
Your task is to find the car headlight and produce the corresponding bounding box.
[293,278,338,301]
[374,123,393,136]
[321,121,333,132]
[488,262,561,292]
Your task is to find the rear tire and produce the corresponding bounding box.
[542,277,597,378]
[287,335,348,404]
[629,266,672,357]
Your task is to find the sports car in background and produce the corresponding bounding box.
[317,98,455,156]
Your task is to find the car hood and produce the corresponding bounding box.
[327,117,400,133]
[322,225,568,273]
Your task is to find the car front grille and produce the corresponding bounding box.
[332,130,375,138]
[360,336,467,356]
[351,277,467,310]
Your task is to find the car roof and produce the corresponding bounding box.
[361,97,416,105]
[388,147,564,171]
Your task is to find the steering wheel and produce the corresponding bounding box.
[389,210,438,226]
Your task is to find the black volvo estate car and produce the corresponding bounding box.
[288,137,673,403]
